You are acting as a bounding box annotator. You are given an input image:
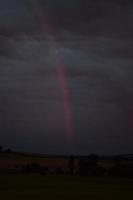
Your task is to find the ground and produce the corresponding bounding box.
[0,175,133,199]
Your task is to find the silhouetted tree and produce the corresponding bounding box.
[5,148,12,154]
[79,154,99,176]
[0,146,3,152]
[68,155,75,175]
[79,157,89,176]
[87,154,99,175]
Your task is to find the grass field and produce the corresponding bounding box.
[0,175,133,199]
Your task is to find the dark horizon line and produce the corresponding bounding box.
[1,149,133,158]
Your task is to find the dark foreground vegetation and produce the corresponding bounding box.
[0,174,133,200]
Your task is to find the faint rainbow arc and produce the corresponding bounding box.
[26,1,74,142]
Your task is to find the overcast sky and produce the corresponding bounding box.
[0,0,133,155]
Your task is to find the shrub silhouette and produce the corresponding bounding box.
[109,163,133,177]
[22,163,41,173]
[40,166,49,175]
[22,163,49,175]
[95,166,106,176]
[55,167,64,175]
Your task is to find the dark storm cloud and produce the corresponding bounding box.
[0,0,36,36]
[0,0,133,154]
[0,0,133,38]
[38,0,133,39]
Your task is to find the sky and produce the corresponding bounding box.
[0,0,133,155]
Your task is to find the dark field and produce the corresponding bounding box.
[0,175,133,200]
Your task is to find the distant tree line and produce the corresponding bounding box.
[1,146,133,177]
[0,146,12,153]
